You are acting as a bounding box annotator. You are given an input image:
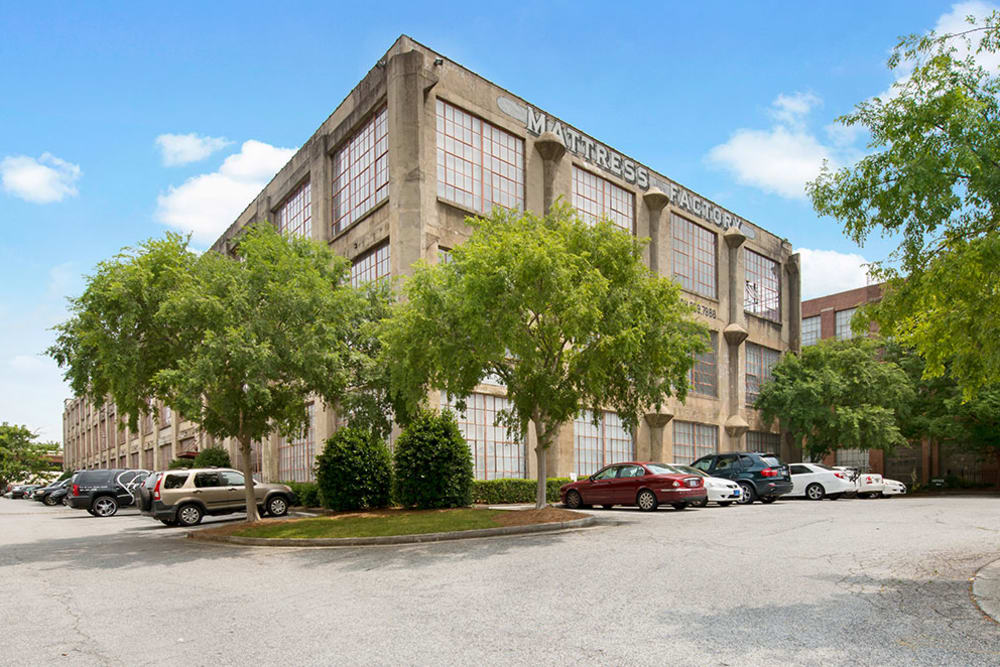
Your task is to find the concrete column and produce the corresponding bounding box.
[723,226,749,451]
[642,189,669,275]
[643,411,674,461]
[311,135,331,243]
[534,131,566,214]
[786,253,801,354]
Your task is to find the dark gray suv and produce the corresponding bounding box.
[690,452,792,504]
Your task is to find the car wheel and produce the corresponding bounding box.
[693,497,709,508]
[565,490,583,509]
[176,504,203,527]
[737,482,756,504]
[760,496,777,504]
[636,489,658,512]
[718,501,733,507]
[672,502,687,511]
[806,483,825,501]
[267,495,289,517]
[62,497,69,506]
[43,495,57,506]
[92,495,119,517]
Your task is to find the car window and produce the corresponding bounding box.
[739,455,755,469]
[645,463,679,475]
[691,458,712,472]
[674,465,706,477]
[163,473,188,489]
[713,454,740,472]
[194,472,222,488]
[617,465,643,478]
[592,467,618,480]
[790,465,812,475]
[220,471,245,486]
[762,456,783,467]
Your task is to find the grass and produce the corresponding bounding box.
[232,508,507,539]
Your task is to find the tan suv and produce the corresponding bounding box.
[137,468,294,527]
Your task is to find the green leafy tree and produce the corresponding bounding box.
[193,446,231,469]
[0,423,52,488]
[49,222,382,521]
[808,14,1000,395]
[314,427,392,511]
[168,458,195,470]
[383,202,708,508]
[393,409,474,509]
[755,339,914,461]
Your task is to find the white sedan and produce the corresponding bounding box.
[787,463,856,500]
[881,478,907,496]
[669,464,741,506]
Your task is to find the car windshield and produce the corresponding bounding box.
[762,456,783,467]
[646,463,683,475]
[672,465,706,477]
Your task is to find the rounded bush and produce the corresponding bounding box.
[168,458,195,469]
[315,427,392,511]
[393,409,473,509]
[193,447,231,469]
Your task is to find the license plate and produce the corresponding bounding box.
[732,489,741,496]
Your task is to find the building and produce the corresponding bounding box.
[64,35,801,482]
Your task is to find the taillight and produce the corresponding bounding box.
[834,472,845,479]
[72,484,80,496]
[760,468,778,477]
[153,475,162,501]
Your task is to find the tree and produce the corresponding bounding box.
[383,202,708,508]
[193,446,231,469]
[393,409,473,509]
[755,339,914,462]
[0,423,51,488]
[808,13,1000,396]
[49,222,380,521]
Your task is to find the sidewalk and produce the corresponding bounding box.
[972,557,1000,624]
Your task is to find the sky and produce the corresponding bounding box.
[1,0,994,442]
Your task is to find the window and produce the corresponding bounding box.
[746,430,781,452]
[446,393,525,480]
[574,410,634,477]
[438,247,452,264]
[220,471,245,486]
[194,472,223,488]
[672,214,717,298]
[672,421,718,464]
[745,343,780,405]
[436,99,524,213]
[802,315,821,347]
[689,331,718,397]
[572,166,634,232]
[351,241,390,287]
[277,403,316,483]
[744,249,781,322]
[159,443,170,471]
[835,308,857,340]
[790,465,811,475]
[163,473,188,490]
[277,181,312,239]
[332,107,388,233]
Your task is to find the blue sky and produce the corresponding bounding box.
[1,1,992,441]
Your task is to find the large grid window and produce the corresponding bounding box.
[277,181,312,239]
[745,249,781,322]
[802,315,821,347]
[333,107,388,233]
[689,331,718,397]
[746,431,781,453]
[436,99,524,214]
[835,308,857,340]
[447,393,525,480]
[746,342,781,405]
[673,421,718,464]
[277,403,316,483]
[573,410,634,477]
[351,242,390,287]
[572,166,634,232]
[672,214,717,298]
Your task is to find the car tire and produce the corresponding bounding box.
[693,497,709,508]
[92,495,119,517]
[267,495,289,517]
[176,503,203,527]
[565,490,583,509]
[62,497,69,507]
[806,483,825,501]
[737,482,756,504]
[636,489,658,512]
[718,501,733,507]
[43,495,57,506]
[760,496,777,504]
[672,502,687,511]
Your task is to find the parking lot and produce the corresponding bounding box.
[3,495,1000,666]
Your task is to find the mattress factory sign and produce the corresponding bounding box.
[496,96,756,240]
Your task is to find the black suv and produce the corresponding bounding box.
[32,479,71,506]
[691,452,793,504]
[66,469,150,517]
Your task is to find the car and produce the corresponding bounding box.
[690,452,793,505]
[560,461,707,512]
[848,470,885,498]
[668,464,742,506]
[6,484,28,499]
[881,478,907,496]
[137,468,294,527]
[18,484,41,499]
[785,462,855,500]
[33,479,71,506]
[65,469,150,517]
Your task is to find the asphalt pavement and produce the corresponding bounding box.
[2,494,1000,665]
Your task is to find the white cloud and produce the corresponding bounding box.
[0,153,81,203]
[155,133,232,166]
[797,248,873,300]
[770,92,821,127]
[156,140,296,244]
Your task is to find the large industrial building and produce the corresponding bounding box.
[63,35,801,483]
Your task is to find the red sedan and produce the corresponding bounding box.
[560,462,707,511]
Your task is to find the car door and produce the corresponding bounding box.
[710,454,740,481]
[219,470,250,510]
[613,465,645,504]
[788,464,813,496]
[192,471,226,511]
[588,465,620,504]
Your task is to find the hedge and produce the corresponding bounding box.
[282,481,320,508]
[470,477,574,505]
[315,427,393,511]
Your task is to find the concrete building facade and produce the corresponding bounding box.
[64,35,801,482]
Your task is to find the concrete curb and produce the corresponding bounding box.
[971,556,1000,625]
[187,515,597,547]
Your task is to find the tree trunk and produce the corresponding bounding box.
[238,435,259,522]
[533,416,552,510]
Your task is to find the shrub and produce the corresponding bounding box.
[193,446,231,468]
[282,481,320,508]
[168,458,195,469]
[470,478,573,504]
[393,409,473,509]
[315,427,392,511]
